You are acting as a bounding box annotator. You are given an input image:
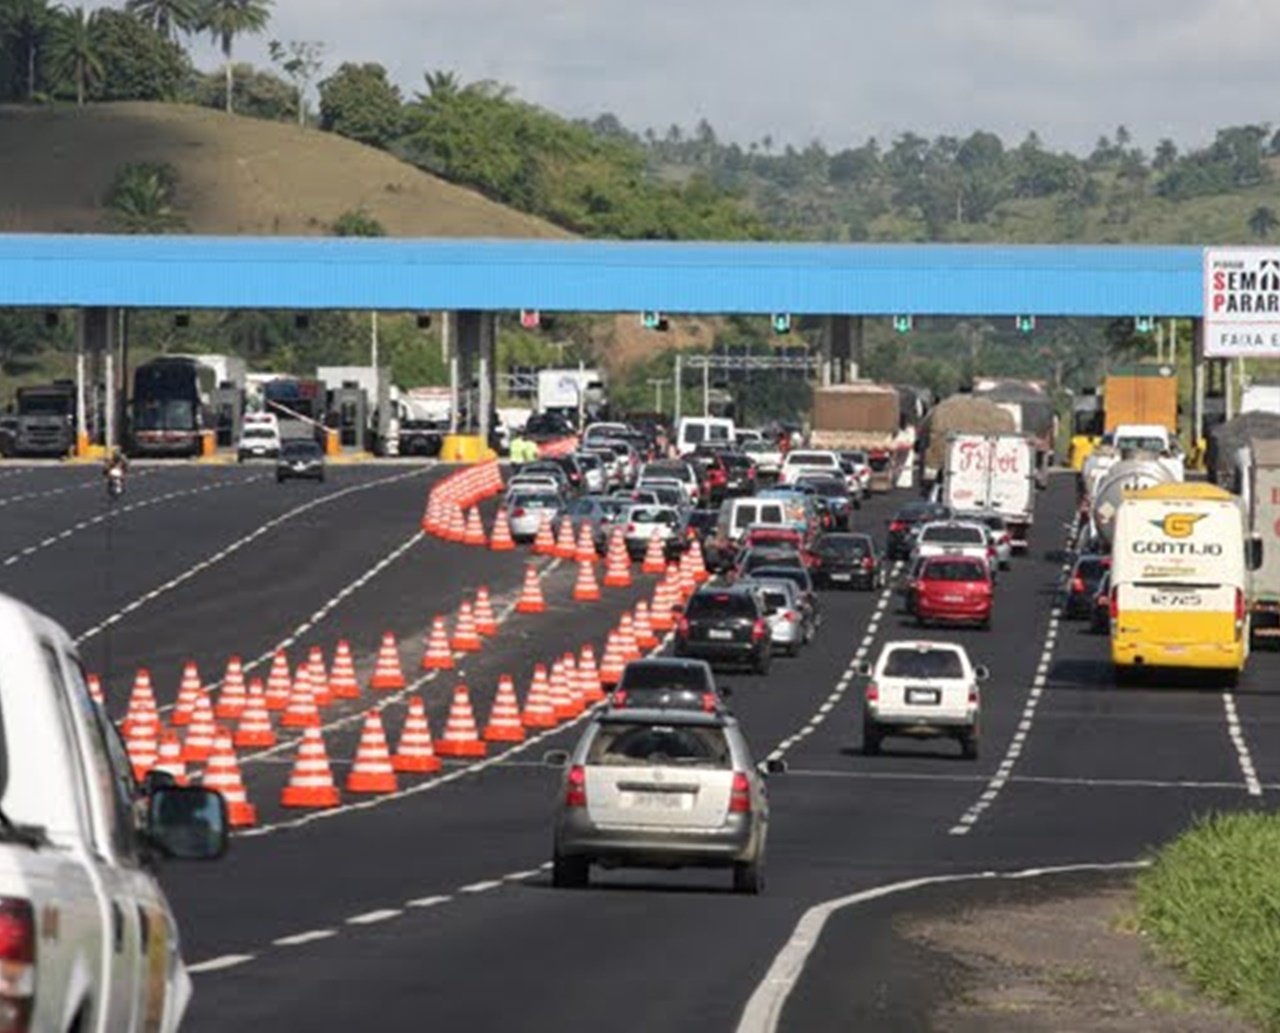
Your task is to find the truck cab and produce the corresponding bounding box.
[14,383,77,458]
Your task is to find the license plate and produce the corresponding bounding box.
[707,629,734,641]
[1164,645,1187,654]
[906,688,941,705]
[941,595,964,604]
[830,573,852,581]
[623,791,690,810]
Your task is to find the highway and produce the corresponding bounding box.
[0,460,1274,1031]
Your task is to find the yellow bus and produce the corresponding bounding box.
[1110,483,1252,679]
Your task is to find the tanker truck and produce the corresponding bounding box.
[1085,454,1179,553]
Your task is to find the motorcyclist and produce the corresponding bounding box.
[104,449,128,495]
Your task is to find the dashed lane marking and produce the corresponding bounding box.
[347,909,403,925]
[406,895,452,909]
[1223,692,1264,797]
[273,930,337,947]
[458,880,503,894]
[186,954,255,974]
[783,767,1273,791]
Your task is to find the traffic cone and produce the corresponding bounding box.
[307,646,332,708]
[463,507,488,547]
[554,517,577,560]
[572,559,602,602]
[370,631,407,690]
[641,531,667,574]
[346,711,399,793]
[522,664,557,728]
[265,650,292,711]
[329,640,361,700]
[181,693,219,763]
[451,601,483,652]
[121,668,158,737]
[234,679,277,749]
[688,537,709,583]
[483,675,527,742]
[281,664,321,729]
[532,512,556,556]
[650,578,677,631]
[599,631,626,688]
[421,615,455,670]
[634,601,659,650]
[618,613,642,662]
[422,494,442,536]
[575,522,597,564]
[473,586,499,636]
[204,735,257,827]
[548,660,576,721]
[126,722,159,782]
[153,732,188,786]
[561,653,584,717]
[391,697,442,773]
[172,660,204,727]
[86,672,105,707]
[515,565,546,614]
[280,728,340,808]
[215,656,248,720]
[445,503,466,543]
[677,553,697,600]
[435,684,487,758]
[578,644,605,703]
[603,531,632,588]
[489,508,516,552]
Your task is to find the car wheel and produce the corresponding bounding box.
[960,730,980,761]
[785,643,800,658]
[732,858,764,895]
[754,650,771,675]
[552,853,589,889]
[862,721,882,756]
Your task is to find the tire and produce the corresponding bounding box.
[785,643,800,658]
[754,650,771,675]
[733,858,764,895]
[551,853,589,889]
[960,730,980,760]
[862,721,882,756]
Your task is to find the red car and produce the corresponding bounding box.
[908,555,994,629]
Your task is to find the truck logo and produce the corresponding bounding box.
[1152,513,1206,539]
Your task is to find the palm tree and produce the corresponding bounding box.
[124,0,200,41]
[198,0,273,114]
[421,69,461,100]
[104,162,186,233]
[48,5,103,107]
[1,0,55,100]
[1248,205,1279,240]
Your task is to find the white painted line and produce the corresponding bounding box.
[406,895,452,909]
[273,929,338,947]
[503,869,542,881]
[458,880,503,894]
[346,909,403,925]
[733,860,1149,1033]
[1223,692,1264,797]
[187,954,256,975]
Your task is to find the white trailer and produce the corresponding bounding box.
[943,433,1037,552]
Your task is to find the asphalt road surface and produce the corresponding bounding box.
[0,460,1273,1032]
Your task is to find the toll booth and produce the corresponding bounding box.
[211,385,244,448]
[330,384,368,451]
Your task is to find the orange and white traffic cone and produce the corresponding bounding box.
[548,660,576,721]
[370,631,407,690]
[641,530,667,574]
[617,613,642,662]
[422,494,442,536]
[522,664,557,728]
[153,732,188,786]
[561,653,584,717]
[599,631,626,688]
[451,600,483,653]
[687,537,709,582]
[204,735,257,827]
[346,711,399,793]
[572,559,602,602]
[234,679,277,749]
[215,655,248,720]
[280,728,340,808]
[281,664,322,729]
[489,508,516,552]
[603,531,632,588]
[445,503,466,543]
[463,507,488,547]
[265,650,292,711]
[554,517,577,560]
[421,615,455,670]
[182,693,219,763]
[391,696,442,773]
[307,646,332,708]
[575,522,597,564]
[650,578,677,631]
[483,675,526,742]
[515,565,546,614]
[578,644,605,703]
[121,668,158,737]
[126,721,160,782]
[435,684,487,758]
[329,640,361,700]
[172,660,204,727]
[474,586,498,635]
[633,601,659,650]
[532,512,556,556]
[86,672,106,707]
[677,553,697,600]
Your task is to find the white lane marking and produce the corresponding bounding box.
[1222,692,1264,797]
[346,909,403,925]
[504,869,541,881]
[733,860,1149,1033]
[458,880,502,894]
[187,954,256,975]
[75,468,425,645]
[273,929,337,947]
[406,895,452,909]
[0,476,101,509]
[782,768,1275,791]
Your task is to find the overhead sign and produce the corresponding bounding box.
[1204,248,1280,356]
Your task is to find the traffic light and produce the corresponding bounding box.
[1015,315,1036,333]
[519,309,541,329]
[641,311,669,332]
[771,313,792,334]
[892,315,913,334]
[1134,315,1154,334]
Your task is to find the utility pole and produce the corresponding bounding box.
[674,354,683,422]
[647,378,666,415]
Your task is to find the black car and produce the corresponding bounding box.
[398,419,444,457]
[276,439,325,482]
[610,658,730,712]
[545,454,587,494]
[811,533,885,590]
[797,473,856,526]
[886,501,952,560]
[674,585,771,674]
[524,412,577,441]
[681,508,720,549]
[1065,554,1111,619]
[1090,571,1112,633]
[719,451,758,497]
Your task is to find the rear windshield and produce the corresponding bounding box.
[882,648,965,679]
[646,463,691,480]
[742,551,802,573]
[618,665,709,692]
[734,503,783,527]
[798,478,845,496]
[921,525,984,544]
[588,722,731,768]
[761,589,791,612]
[922,559,986,582]
[752,567,809,591]
[816,535,871,556]
[898,503,948,522]
[1076,558,1109,582]
[628,507,677,525]
[788,452,836,466]
[511,493,559,509]
[685,592,758,619]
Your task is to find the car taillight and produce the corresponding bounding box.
[676,616,690,635]
[784,610,798,622]
[862,557,874,569]
[968,687,978,705]
[889,521,906,532]
[1000,534,1010,546]
[987,545,996,558]
[512,507,526,518]
[610,690,627,706]
[1235,587,1246,623]
[0,898,35,1028]
[751,618,767,641]
[702,692,717,712]
[865,682,879,702]
[626,523,637,534]
[1110,587,1119,620]
[1071,575,1084,593]
[729,772,751,813]
[565,765,587,808]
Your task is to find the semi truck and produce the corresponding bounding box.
[942,433,1037,552]
[1234,438,1280,646]
[12,382,77,457]
[810,382,911,492]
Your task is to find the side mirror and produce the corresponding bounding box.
[543,749,571,769]
[758,758,788,776]
[856,661,873,678]
[141,769,177,796]
[145,786,228,861]
[974,665,991,682]
[1248,535,1263,572]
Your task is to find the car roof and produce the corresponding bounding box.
[591,707,730,729]
[879,639,968,655]
[623,657,712,672]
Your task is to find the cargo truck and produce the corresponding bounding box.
[970,378,1056,484]
[810,382,910,492]
[942,433,1036,552]
[1069,365,1179,470]
[1234,438,1280,646]
[12,382,77,457]
[919,395,1016,487]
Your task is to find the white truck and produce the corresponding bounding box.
[1111,423,1185,482]
[942,433,1036,552]
[0,592,227,1032]
[1235,438,1280,645]
[536,368,607,420]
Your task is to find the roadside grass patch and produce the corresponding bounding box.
[1138,811,1280,1030]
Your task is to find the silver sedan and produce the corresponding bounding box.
[506,491,563,541]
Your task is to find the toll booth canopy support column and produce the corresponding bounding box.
[821,316,862,385]
[453,310,497,448]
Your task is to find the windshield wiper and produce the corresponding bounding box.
[0,805,47,849]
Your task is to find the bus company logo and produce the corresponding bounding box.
[1152,512,1206,539]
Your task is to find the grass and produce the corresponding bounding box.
[1137,811,1280,1031]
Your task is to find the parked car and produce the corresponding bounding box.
[907,555,994,629]
[1065,553,1112,619]
[276,438,325,482]
[610,658,728,712]
[886,501,953,560]
[811,532,886,590]
[860,640,986,759]
[675,584,772,673]
[546,707,779,892]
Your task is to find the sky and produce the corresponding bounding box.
[91,0,1280,155]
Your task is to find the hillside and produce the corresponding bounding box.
[0,102,571,238]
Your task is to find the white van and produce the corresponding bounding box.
[719,496,790,541]
[237,413,282,461]
[676,417,735,455]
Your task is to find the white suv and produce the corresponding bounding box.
[911,520,993,566]
[779,449,841,486]
[859,640,987,759]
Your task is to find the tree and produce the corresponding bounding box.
[421,68,460,100]
[1,0,56,100]
[197,0,273,114]
[124,0,199,41]
[331,207,385,237]
[1249,205,1279,240]
[48,5,103,106]
[103,161,186,233]
[89,8,188,102]
[318,62,403,147]
[187,63,295,120]
[268,38,323,126]
[1153,138,1178,171]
